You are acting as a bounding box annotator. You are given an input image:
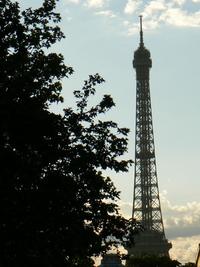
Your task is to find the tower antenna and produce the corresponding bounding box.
[139,15,144,46]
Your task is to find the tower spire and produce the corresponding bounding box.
[139,15,144,46]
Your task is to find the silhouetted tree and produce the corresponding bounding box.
[0,1,132,266]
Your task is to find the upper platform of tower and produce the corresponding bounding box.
[133,16,152,69]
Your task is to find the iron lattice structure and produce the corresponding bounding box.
[129,16,171,257]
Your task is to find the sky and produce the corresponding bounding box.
[18,0,200,264]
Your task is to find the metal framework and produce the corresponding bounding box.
[129,16,171,257]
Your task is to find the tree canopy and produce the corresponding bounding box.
[0,1,132,266]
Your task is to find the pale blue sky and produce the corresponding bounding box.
[18,0,200,263]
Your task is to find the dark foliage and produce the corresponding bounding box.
[0,1,132,266]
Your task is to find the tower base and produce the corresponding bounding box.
[127,230,172,258]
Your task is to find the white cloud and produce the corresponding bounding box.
[85,0,107,8]
[160,191,200,239]
[172,0,186,6]
[143,0,166,18]
[64,0,200,31]
[66,0,80,3]
[122,0,200,35]
[159,8,200,27]
[143,0,200,28]
[144,19,159,30]
[95,10,117,18]
[124,0,142,15]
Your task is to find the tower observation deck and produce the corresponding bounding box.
[128,16,171,257]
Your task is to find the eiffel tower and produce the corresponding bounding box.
[128,16,172,257]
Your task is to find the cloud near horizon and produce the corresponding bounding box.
[160,191,200,240]
[118,192,200,263]
[170,235,200,263]
[118,191,200,240]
